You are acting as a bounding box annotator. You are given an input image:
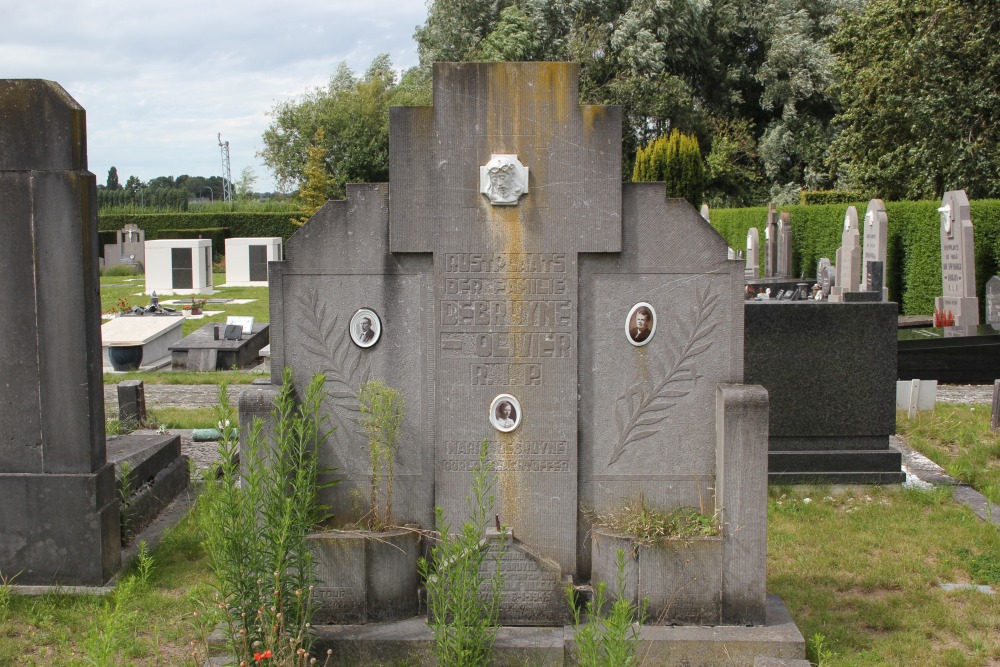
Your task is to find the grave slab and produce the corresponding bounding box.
[101,314,184,370]
[169,322,269,370]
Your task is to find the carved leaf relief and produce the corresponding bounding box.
[296,288,372,437]
[609,287,719,465]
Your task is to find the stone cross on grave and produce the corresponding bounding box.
[265,62,765,629]
[387,64,621,573]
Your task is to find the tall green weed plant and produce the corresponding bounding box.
[201,369,334,665]
[570,548,647,667]
[358,379,404,530]
[420,439,506,667]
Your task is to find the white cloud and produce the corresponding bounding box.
[3,0,427,190]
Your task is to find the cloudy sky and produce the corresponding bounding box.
[4,0,429,192]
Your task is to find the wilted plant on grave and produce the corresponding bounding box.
[200,369,335,665]
[593,494,718,547]
[358,379,404,530]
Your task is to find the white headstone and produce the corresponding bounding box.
[830,207,861,302]
[777,211,793,278]
[745,227,760,280]
[935,190,979,327]
[862,199,889,300]
[764,204,778,278]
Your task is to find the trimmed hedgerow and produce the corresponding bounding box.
[711,199,1000,318]
[98,212,301,243]
[799,190,866,206]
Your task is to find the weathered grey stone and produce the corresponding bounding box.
[716,383,769,625]
[268,62,773,632]
[986,276,1000,326]
[592,528,723,625]
[777,211,793,279]
[862,199,889,300]
[830,207,861,302]
[765,204,778,278]
[117,379,147,426]
[103,224,145,270]
[746,227,760,280]
[936,190,979,326]
[480,530,569,626]
[0,80,119,585]
[308,528,420,624]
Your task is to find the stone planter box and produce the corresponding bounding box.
[307,527,420,624]
[591,527,722,626]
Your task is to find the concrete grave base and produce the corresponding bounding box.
[309,595,804,666]
[0,465,120,586]
[106,433,190,543]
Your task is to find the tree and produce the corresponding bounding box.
[632,130,706,209]
[234,167,257,200]
[106,166,121,190]
[293,128,333,226]
[829,0,1000,200]
[124,175,143,193]
[260,55,431,199]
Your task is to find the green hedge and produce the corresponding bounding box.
[712,199,1000,317]
[98,212,301,244]
[799,190,866,205]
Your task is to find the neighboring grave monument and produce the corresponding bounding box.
[862,199,889,300]
[261,63,785,647]
[935,190,978,327]
[829,207,861,302]
[746,227,760,279]
[777,211,793,278]
[764,203,778,278]
[103,223,145,270]
[986,276,1000,327]
[0,80,121,585]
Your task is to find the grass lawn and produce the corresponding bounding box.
[2,483,996,666]
[100,274,270,337]
[897,404,1000,505]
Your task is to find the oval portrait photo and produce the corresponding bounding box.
[350,308,381,348]
[625,302,657,346]
[489,394,522,433]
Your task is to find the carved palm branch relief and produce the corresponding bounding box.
[609,287,719,465]
[297,288,371,438]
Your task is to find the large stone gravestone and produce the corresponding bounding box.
[103,223,145,270]
[935,190,978,327]
[265,63,769,629]
[777,211,793,278]
[0,80,120,585]
[746,227,760,280]
[862,199,889,300]
[829,207,861,302]
[764,204,778,278]
[986,276,1000,327]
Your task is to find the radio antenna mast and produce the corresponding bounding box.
[218,133,233,202]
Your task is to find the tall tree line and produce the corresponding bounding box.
[260,0,1000,208]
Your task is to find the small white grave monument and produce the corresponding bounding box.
[745,227,760,279]
[225,237,283,286]
[101,316,185,371]
[144,239,214,295]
